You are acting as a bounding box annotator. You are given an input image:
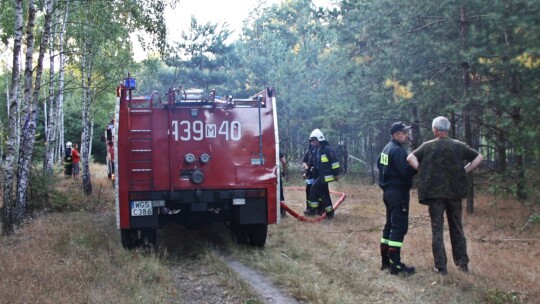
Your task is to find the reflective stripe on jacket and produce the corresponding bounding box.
[317,142,341,183]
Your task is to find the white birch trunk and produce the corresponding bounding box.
[16,0,54,222]
[81,47,93,194]
[43,6,57,174]
[14,0,36,225]
[3,0,24,235]
[57,5,68,165]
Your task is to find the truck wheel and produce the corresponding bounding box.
[232,224,249,245]
[121,229,138,249]
[140,229,157,249]
[248,224,268,247]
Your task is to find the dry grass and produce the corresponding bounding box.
[0,163,264,304]
[231,175,539,304]
[0,212,179,303]
[1,165,538,304]
[0,163,178,303]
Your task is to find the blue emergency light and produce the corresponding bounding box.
[125,78,136,90]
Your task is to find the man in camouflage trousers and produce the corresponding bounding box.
[407,116,483,275]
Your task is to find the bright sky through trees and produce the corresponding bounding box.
[134,0,334,61]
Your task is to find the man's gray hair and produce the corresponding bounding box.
[432,116,450,132]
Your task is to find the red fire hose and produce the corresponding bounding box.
[280,187,347,223]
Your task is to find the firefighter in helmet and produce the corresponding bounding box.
[302,137,318,212]
[304,129,341,219]
[64,141,73,177]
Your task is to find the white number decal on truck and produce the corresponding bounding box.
[172,120,241,141]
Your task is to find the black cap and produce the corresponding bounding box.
[390,122,412,134]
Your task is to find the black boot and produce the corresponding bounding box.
[388,247,415,275]
[303,207,316,216]
[380,244,390,270]
[325,210,334,220]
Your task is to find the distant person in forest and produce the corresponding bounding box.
[302,138,318,212]
[71,143,80,180]
[64,142,73,177]
[279,150,287,216]
[407,116,483,275]
[377,122,416,275]
[304,129,341,219]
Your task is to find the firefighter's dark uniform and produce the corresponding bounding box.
[64,147,73,176]
[377,138,416,274]
[302,144,318,210]
[307,141,341,218]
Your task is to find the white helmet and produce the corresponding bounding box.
[66,141,72,148]
[309,129,325,141]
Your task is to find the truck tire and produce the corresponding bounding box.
[121,229,137,249]
[140,229,157,249]
[232,224,249,245]
[248,224,268,247]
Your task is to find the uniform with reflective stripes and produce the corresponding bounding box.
[307,141,341,214]
[377,137,416,274]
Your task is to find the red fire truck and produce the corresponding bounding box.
[113,79,280,248]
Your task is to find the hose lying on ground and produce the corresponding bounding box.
[280,187,346,223]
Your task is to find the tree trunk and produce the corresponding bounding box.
[16,0,53,222]
[410,102,420,149]
[81,44,93,195]
[43,10,57,175]
[15,0,36,224]
[2,0,24,235]
[57,5,68,165]
[460,5,475,214]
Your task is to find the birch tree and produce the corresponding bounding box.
[2,0,23,235]
[16,0,54,223]
[44,3,69,173]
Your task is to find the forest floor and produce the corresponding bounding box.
[1,167,539,303]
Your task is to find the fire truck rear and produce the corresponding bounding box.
[114,80,281,248]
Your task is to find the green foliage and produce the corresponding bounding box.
[4,0,539,203]
[526,213,540,226]
[164,17,235,92]
[484,288,521,304]
[26,166,75,213]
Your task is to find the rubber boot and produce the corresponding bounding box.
[388,247,415,275]
[303,207,317,216]
[325,210,334,220]
[380,244,390,270]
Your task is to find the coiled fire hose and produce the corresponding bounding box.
[280,187,347,223]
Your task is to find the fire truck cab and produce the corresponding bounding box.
[114,79,281,248]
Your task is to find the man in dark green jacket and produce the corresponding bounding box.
[407,116,483,275]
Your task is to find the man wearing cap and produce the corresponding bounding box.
[407,116,483,275]
[377,122,417,275]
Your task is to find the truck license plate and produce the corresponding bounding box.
[233,198,246,205]
[131,201,153,216]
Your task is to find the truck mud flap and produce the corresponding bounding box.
[234,197,267,225]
